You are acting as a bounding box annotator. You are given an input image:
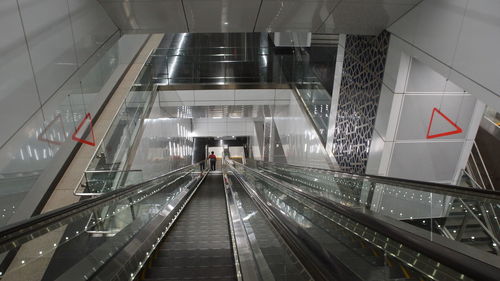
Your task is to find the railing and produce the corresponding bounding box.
[230,160,500,281]
[76,169,143,196]
[462,141,495,190]
[0,162,206,281]
[73,62,157,196]
[250,160,500,256]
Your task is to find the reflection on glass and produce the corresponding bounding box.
[252,160,500,257]
[0,36,122,226]
[233,162,475,281]
[0,165,199,280]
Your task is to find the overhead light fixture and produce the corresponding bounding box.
[224,22,228,25]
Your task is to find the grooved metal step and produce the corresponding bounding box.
[145,174,237,281]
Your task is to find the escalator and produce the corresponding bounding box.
[143,174,236,281]
[0,160,499,281]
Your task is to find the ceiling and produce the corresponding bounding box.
[98,0,422,35]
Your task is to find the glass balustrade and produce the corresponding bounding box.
[230,161,489,281]
[248,160,500,257]
[0,164,201,281]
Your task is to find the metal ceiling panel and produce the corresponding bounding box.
[255,1,339,32]
[317,0,422,34]
[182,0,261,32]
[99,0,188,33]
[98,0,421,35]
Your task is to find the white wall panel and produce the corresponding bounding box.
[388,0,500,112]
[453,0,500,99]
[19,0,78,103]
[275,89,292,100]
[406,59,464,93]
[321,1,416,35]
[365,129,384,175]
[235,89,274,101]
[388,142,463,182]
[0,0,40,146]
[69,0,118,63]
[183,0,260,32]
[273,93,332,169]
[194,89,235,101]
[158,90,194,102]
[412,0,467,65]
[395,94,475,141]
[255,1,336,32]
[374,85,396,140]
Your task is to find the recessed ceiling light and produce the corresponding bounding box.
[224,22,228,25]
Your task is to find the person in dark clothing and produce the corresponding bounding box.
[199,157,205,171]
[209,151,217,171]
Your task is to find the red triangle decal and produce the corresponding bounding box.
[38,114,66,145]
[426,107,463,139]
[72,113,96,146]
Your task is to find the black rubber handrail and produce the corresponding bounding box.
[254,160,500,199]
[0,162,204,245]
[238,162,500,281]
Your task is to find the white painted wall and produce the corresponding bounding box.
[366,0,500,184]
[367,44,485,184]
[159,88,333,168]
[0,0,118,147]
[0,0,151,224]
[387,0,500,112]
[273,90,333,169]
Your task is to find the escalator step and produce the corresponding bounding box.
[153,256,234,267]
[159,240,231,250]
[156,248,233,258]
[146,265,236,279]
[145,174,236,280]
[164,234,230,242]
[144,276,237,281]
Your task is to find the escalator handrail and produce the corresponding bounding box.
[236,162,500,281]
[0,161,204,245]
[253,160,500,199]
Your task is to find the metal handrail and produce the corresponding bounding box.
[233,162,500,281]
[459,199,500,254]
[0,162,203,246]
[84,169,143,173]
[227,163,343,281]
[251,160,500,200]
[473,141,495,190]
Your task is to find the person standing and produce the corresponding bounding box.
[199,155,206,171]
[209,151,217,171]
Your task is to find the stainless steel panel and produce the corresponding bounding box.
[99,0,420,34]
[183,0,261,33]
[99,1,188,32]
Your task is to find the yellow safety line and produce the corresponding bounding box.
[386,257,393,267]
[399,265,411,279]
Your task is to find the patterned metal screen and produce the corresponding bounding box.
[332,31,390,174]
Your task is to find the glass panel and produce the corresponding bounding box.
[233,162,474,281]
[81,170,143,194]
[0,165,199,281]
[0,35,139,227]
[252,160,500,257]
[149,46,331,144]
[226,171,313,281]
